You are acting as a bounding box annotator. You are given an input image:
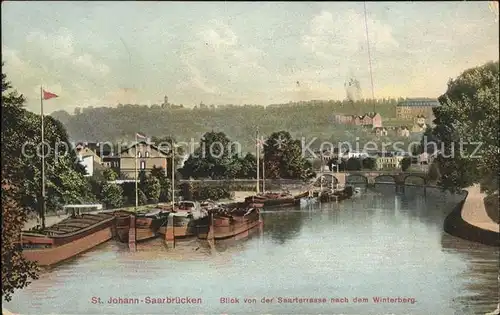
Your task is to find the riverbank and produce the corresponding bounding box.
[444,184,500,247]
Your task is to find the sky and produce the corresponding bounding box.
[2,1,499,114]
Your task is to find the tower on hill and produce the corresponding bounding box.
[162,95,170,108]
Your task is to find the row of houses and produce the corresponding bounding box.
[335,114,428,137]
[334,114,429,138]
[76,141,189,178]
[334,97,438,130]
[372,116,428,137]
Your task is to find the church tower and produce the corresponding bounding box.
[162,95,169,108]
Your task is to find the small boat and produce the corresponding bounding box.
[318,186,354,202]
[294,190,317,206]
[225,201,264,209]
[299,196,318,207]
[113,209,170,243]
[293,191,311,200]
[244,191,295,208]
[200,199,220,211]
[20,212,115,266]
[198,206,262,241]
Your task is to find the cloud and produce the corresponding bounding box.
[26,28,75,59]
[287,82,336,101]
[177,20,270,103]
[199,20,238,50]
[73,54,110,75]
[177,58,219,94]
[3,4,497,109]
[23,28,111,80]
[267,9,402,102]
[302,10,399,59]
[2,47,31,74]
[3,28,114,111]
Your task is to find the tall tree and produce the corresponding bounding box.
[180,131,238,179]
[100,182,124,208]
[1,65,39,301]
[263,131,315,179]
[237,153,257,178]
[143,176,161,203]
[150,166,171,202]
[18,111,95,215]
[432,61,499,194]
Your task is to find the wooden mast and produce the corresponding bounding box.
[256,128,260,194]
[40,86,46,229]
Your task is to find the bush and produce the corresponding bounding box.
[144,176,161,204]
[103,168,118,181]
[401,157,412,171]
[362,157,376,170]
[179,182,193,200]
[188,185,232,201]
[120,182,136,205]
[428,161,441,181]
[346,158,362,171]
[138,190,148,205]
[101,183,124,208]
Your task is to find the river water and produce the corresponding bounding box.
[4,186,499,315]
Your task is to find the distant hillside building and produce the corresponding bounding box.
[411,115,428,133]
[161,95,170,109]
[396,98,440,120]
[394,126,410,138]
[334,112,382,128]
[372,127,388,137]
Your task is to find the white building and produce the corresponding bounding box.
[77,155,94,177]
[178,154,190,169]
[342,150,369,160]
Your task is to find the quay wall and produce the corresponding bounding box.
[443,190,500,247]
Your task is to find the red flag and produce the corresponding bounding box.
[43,90,58,100]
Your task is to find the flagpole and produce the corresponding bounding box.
[171,139,175,208]
[135,134,138,209]
[256,128,260,194]
[40,86,46,229]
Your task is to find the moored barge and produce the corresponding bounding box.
[21,213,115,266]
[113,209,170,243]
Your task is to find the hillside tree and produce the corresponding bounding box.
[432,61,499,194]
[1,65,39,301]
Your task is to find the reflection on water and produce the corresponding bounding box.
[4,187,499,315]
[263,210,304,245]
[441,235,499,315]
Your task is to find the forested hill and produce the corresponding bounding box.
[51,98,404,150]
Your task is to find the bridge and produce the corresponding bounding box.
[311,170,428,187]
